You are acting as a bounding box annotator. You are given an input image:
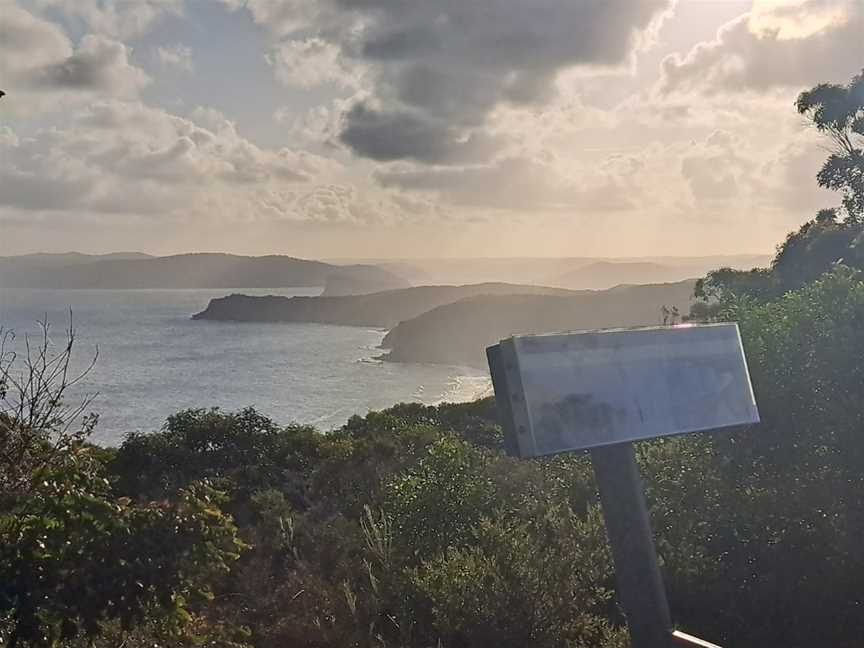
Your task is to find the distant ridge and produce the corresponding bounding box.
[0,252,153,269]
[323,255,772,287]
[192,283,577,328]
[545,261,701,290]
[0,253,407,291]
[321,267,411,296]
[380,280,697,366]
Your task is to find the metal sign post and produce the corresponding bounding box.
[591,442,671,648]
[487,323,760,648]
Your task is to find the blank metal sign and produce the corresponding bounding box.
[489,323,759,457]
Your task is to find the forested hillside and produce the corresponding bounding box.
[381,280,695,365]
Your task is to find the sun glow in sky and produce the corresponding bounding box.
[1,0,862,258]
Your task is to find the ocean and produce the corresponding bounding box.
[0,288,491,446]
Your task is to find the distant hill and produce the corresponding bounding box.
[373,262,435,286]
[193,283,577,328]
[380,280,697,366]
[325,257,593,286]
[2,253,770,291]
[545,261,701,290]
[0,253,407,290]
[321,266,412,296]
[0,252,153,271]
[326,255,772,286]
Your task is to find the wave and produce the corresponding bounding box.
[433,374,492,405]
[357,357,384,366]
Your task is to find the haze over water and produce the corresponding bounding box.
[0,287,490,445]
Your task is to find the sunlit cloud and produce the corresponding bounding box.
[1,0,858,256]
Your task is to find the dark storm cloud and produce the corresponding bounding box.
[340,103,505,163]
[329,0,674,163]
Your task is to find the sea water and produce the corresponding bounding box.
[0,288,491,445]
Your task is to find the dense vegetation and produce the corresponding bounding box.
[2,72,863,647]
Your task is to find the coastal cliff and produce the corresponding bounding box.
[380,280,697,366]
[192,283,577,328]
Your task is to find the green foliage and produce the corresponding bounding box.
[386,436,496,560]
[796,69,864,221]
[100,396,631,648]
[111,407,323,512]
[412,510,624,648]
[691,266,776,317]
[691,217,864,314]
[666,267,864,646]
[0,324,249,648]
[771,213,863,288]
[0,474,244,647]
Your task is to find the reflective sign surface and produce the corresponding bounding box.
[490,323,759,457]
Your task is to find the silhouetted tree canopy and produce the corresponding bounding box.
[692,70,864,316]
[796,69,864,222]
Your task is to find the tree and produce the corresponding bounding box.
[796,69,864,222]
[691,267,864,646]
[691,71,864,316]
[110,407,323,517]
[770,212,863,289]
[0,322,247,647]
[0,319,98,503]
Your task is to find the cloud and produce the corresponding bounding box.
[761,138,841,213]
[376,155,640,212]
[661,0,864,94]
[681,131,754,201]
[338,0,674,163]
[0,5,150,114]
[368,109,840,224]
[4,0,848,253]
[222,0,674,164]
[84,103,327,186]
[339,103,506,164]
[0,99,416,228]
[216,0,321,37]
[274,101,348,147]
[154,44,194,72]
[32,0,184,39]
[0,101,327,216]
[32,35,150,94]
[267,38,355,88]
[0,148,98,212]
[0,3,71,70]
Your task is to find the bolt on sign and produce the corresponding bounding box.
[487,323,760,648]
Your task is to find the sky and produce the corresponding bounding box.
[1,0,862,258]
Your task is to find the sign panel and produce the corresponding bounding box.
[487,323,759,457]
